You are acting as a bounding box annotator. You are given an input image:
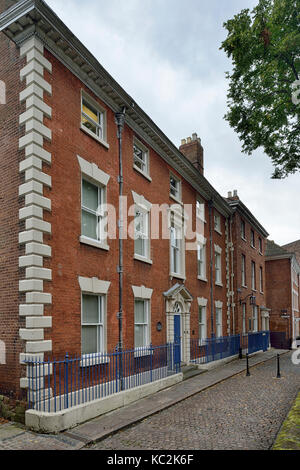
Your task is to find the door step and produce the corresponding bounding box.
[181,364,206,381]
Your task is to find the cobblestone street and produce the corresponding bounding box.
[90,353,300,450]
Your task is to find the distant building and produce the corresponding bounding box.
[265,241,300,349]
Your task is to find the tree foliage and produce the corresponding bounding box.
[221,0,300,178]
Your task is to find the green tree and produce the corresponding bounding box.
[221,0,300,178]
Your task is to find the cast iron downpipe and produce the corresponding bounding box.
[208,199,214,338]
[115,106,126,389]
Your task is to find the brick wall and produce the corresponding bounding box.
[231,211,267,334]
[0,24,26,398]
[41,49,229,360]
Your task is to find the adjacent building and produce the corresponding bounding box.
[266,240,300,349]
[225,191,270,336]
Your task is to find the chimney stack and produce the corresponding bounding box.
[227,190,239,201]
[179,132,204,175]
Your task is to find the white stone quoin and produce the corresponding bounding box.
[18,36,53,395]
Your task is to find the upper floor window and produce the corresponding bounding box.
[259,237,263,254]
[170,175,181,202]
[170,211,185,278]
[214,245,222,286]
[259,266,263,292]
[241,219,246,239]
[197,242,206,280]
[251,261,256,290]
[196,197,205,221]
[134,208,149,260]
[133,139,150,178]
[241,254,246,287]
[214,212,221,234]
[81,178,104,243]
[250,229,255,248]
[81,92,108,147]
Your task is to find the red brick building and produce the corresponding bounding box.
[266,240,300,349]
[225,191,269,336]
[0,0,241,400]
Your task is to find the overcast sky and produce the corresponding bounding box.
[47,0,300,246]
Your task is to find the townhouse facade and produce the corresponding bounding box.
[266,240,300,349]
[0,0,240,400]
[225,192,270,336]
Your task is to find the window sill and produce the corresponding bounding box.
[196,215,207,224]
[133,165,152,182]
[134,347,153,358]
[259,251,263,256]
[170,193,183,205]
[80,124,110,150]
[134,254,153,265]
[80,236,109,251]
[250,245,256,250]
[197,276,208,283]
[241,237,247,242]
[242,284,248,289]
[170,272,186,281]
[215,281,223,287]
[80,354,110,367]
[214,228,222,236]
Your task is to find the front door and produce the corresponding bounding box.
[174,314,181,365]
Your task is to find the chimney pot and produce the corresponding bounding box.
[181,139,186,145]
[187,137,192,143]
[192,133,197,141]
[233,190,238,197]
[228,191,232,198]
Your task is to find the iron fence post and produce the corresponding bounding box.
[65,353,69,409]
[277,353,281,378]
[246,353,250,376]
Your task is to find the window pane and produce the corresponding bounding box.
[82,180,98,211]
[82,326,98,354]
[82,210,98,239]
[135,236,145,256]
[135,325,145,348]
[82,295,99,324]
[135,300,146,323]
[82,100,98,124]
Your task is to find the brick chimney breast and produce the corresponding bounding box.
[179,132,204,175]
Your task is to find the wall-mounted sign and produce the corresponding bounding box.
[156,322,162,332]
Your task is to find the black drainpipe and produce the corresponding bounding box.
[208,199,214,338]
[115,106,126,388]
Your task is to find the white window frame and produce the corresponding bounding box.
[259,266,263,293]
[251,261,256,291]
[198,305,207,341]
[170,174,182,203]
[215,301,223,338]
[133,138,151,181]
[81,293,104,355]
[241,254,246,287]
[78,276,110,365]
[241,219,246,240]
[132,191,152,265]
[78,155,110,251]
[132,285,153,356]
[197,239,207,281]
[80,90,108,149]
[214,245,222,286]
[170,210,185,279]
[250,229,255,248]
[214,211,222,234]
[196,197,206,222]
[258,237,263,254]
[134,299,150,349]
[252,305,258,332]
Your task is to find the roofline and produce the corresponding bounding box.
[0,0,232,217]
[227,199,269,238]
